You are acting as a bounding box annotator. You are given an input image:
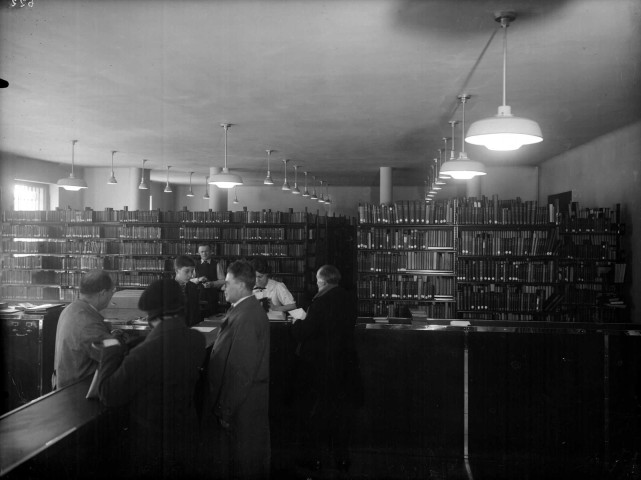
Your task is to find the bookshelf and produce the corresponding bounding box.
[357,200,457,319]
[0,208,346,308]
[556,202,627,322]
[357,197,628,323]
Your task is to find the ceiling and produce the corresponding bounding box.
[1,0,640,187]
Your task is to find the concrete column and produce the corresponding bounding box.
[209,166,228,211]
[466,176,481,198]
[380,167,392,205]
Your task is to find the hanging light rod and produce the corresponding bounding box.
[57,140,88,191]
[465,11,543,151]
[264,149,276,185]
[138,159,149,190]
[440,95,487,180]
[209,123,243,188]
[107,150,118,184]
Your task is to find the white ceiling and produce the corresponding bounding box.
[1,0,640,187]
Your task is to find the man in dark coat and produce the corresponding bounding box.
[92,279,207,478]
[208,260,271,479]
[291,264,363,473]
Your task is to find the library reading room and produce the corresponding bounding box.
[1,1,640,479]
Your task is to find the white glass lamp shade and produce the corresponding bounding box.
[465,105,542,151]
[57,175,88,191]
[264,173,274,185]
[439,152,487,180]
[209,168,243,189]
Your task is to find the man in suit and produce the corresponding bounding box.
[52,269,118,390]
[191,243,225,317]
[208,260,271,479]
[291,264,363,473]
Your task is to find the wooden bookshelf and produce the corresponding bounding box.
[0,208,351,308]
[357,197,628,323]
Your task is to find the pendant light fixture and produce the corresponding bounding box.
[302,171,310,197]
[440,95,487,180]
[138,159,149,190]
[107,150,118,184]
[292,165,301,194]
[465,11,542,151]
[163,166,172,193]
[233,187,240,204]
[57,140,88,191]
[310,175,318,200]
[325,182,331,205]
[281,159,291,191]
[186,172,195,197]
[318,180,325,203]
[435,145,448,184]
[203,176,210,200]
[264,149,275,185]
[439,137,452,179]
[209,123,243,188]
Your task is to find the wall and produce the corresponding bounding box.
[539,121,641,322]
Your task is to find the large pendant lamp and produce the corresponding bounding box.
[203,176,210,200]
[302,171,310,197]
[57,140,88,191]
[440,95,487,180]
[209,123,243,189]
[465,11,542,151]
[107,150,118,184]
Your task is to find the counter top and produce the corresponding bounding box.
[0,376,102,476]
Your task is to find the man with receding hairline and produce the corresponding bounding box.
[52,269,118,390]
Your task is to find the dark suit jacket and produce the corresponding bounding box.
[183,281,202,326]
[292,285,363,408]
[208,295,270,479]
[95,317,206,476]
[195,259,221,315]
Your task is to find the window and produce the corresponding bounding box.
[14,182,48,210]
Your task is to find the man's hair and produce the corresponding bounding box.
[197,243,212,251]
[250,257,270,275]
[80,269,114,295]
[227,260,256,291]
[174,254,196,270]
[317,264,341,285]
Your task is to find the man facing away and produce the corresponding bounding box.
[52,269,117,390]
[208,260,271,479]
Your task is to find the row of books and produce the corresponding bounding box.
[458,201,554,225]
[357,251,454,272]
[457,312,540,321]
[559,239,619,260]
[458,230,558,256]
[456,285,554,312]
[0,285,64,301]
[357,275,455,299]
[456,259,556,283]
[357,299,455,319]
[357,227,453,250]
[358,200,455,225]
[1,270,84,286]
[558,263,614,283]
[3,209,318,225]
